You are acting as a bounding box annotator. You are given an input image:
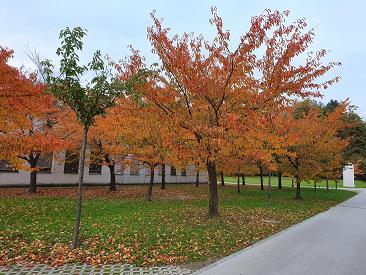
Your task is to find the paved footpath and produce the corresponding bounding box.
[0,264,191,274]
[197,189,366,275]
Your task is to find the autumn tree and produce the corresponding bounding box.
[42,27,123,249]
[89,107,130,191]
[0,47,76,192]
[277,104,348,199]
[119,8,340,217]
[111,98,173,201]
[120,10,271,216]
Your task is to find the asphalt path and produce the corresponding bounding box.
[197,189,366,275]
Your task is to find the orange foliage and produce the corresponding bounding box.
[0,47,77,191]
[116,8,341,215]
[275,103,348,198]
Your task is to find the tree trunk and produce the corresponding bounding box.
[28,158,38,193]
[295,176,301,200]
[241,174,245,186]
[326,177,329,192]
[335,180,338,190]
[314,180,317,192]
[292,178,294,188]
[278,171,282,190]
[147,165,154,201]
[104,154,116,191]
[260,164,264,190]
[207,160,219,217]
[71,126,88,249]
[220,171,225,186]
[29,170,37,193]
[195,170,199,187]
[28,154,39,193]
[108,164,116,191]
[237,174,240,193]
[268,173,272,204]
[161,164,166,189]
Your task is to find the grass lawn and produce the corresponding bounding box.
[0,184,356,267]
[224,176,366,188]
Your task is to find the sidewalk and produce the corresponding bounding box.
[197,189,366,275]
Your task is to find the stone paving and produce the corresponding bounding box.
[0,263,192,274]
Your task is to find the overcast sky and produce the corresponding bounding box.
[1,0,365,118]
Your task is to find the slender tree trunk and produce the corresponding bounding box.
[335,180,338,190]
[195,170,199,187]
[268,173,272,204]
[278,171,282,190]
[241,174,245,186]
[147,165,154,201]
[71,126,88,249]
[220,171,225,186]
[295,176,301,200]
[292,178,294,188]
[314,180,317,192]
[260,164,264,190]
[237,174,240,193]
[207,160,219,217]
[108,164,116,191]
[161,164,166,189]
[326,177,329,192]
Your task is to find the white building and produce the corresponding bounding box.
[0,150,208,186]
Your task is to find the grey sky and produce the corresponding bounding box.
[1,0,364,117]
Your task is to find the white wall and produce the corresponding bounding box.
[0,151,208,186]
[111,164,204,184]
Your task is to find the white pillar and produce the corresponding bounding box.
[343,164,355,187]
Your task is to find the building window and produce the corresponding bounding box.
[37,153,52,173]
[170,166,176,176]
[89,150,102,174]
[64,150,79,174]
[0,160,18,172]
[181,168,187,177]
[89,163,102,174]
[130,160,140,176]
